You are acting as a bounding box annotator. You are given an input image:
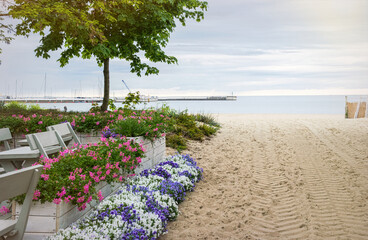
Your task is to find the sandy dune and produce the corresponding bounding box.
[162,114,368,240]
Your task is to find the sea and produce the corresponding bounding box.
[29,95,346,115]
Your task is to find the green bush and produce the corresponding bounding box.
[5,101,28,110]
[199,124,217,136]
[111,117,149,138]
[195,113,220,128]
[166,134,187,152]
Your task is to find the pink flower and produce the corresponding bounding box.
[78,203,87,211]
[43,163,52,170]
[33,190,41,200]
[32,114,37,118]
[83,184,90,194]
[53,198,62,204]
[57,187,66,198]
[41,174,49,181]
[153,128,158,132]
[77,196,85,203]
[97,190,104,201]
[38,121,43,125]
[96,121,100,125]
[0,206,10,215]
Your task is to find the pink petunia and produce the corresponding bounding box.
[33,190,41,200]
[0,206,10,215]
[83,184,90,194]
[41,174,49,181]
[97,190,104,201]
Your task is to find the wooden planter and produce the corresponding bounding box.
[128,136,166,174]
[11,136,166,239]
[76,131,102,146]
[12,182,120,239]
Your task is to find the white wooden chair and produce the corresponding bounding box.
[46,122,81,146]
[0,165,43,240]
[0,128,13,173]
[0,128,12,151]
[0,131,66,173]
[18,122,81,147]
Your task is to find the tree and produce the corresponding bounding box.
[0,0,13,64]
[9,0,208,110]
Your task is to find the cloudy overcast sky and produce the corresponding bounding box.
[0,0,367,98]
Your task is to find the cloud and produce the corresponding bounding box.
[0,0,367,98]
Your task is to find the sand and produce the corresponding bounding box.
[162,114,368,240]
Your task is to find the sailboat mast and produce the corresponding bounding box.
[44,73,47,98]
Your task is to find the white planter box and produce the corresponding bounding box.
[128,136,166,174]
[77,131,102,145]
[12,181,120,239]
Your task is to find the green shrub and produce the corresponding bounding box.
[195,113,220,128]
[111,117,149,137]
[27,104,42,111]
[166,134,187,152]
[186,128,204,141]
[199,124,217,136]
[5,101,28,110]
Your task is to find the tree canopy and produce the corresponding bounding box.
[9,0,208,110]
[0,0,13,64]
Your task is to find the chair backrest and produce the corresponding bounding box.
[26,131,67,157]
[0,128,12,150]
[47,122,81,145]
[0,165,43,240]
[46,123,70,137]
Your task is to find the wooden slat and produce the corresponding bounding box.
[0,128,12,142]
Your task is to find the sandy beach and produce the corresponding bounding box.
[162,114,368,240]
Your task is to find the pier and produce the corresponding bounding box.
[0,96,237,103]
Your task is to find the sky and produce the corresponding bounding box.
[0,0,367,98]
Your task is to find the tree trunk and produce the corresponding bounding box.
[101,58,110,111]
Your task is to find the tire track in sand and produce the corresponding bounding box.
[292,122,368,239]
[248,121,308,239]
[302,120,368,179]
[268,125,309,240]
[247,121,278,239]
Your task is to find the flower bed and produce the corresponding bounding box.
[24,137,144,211]
[46,154,203,239]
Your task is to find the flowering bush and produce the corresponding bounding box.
[14,137,145,211]
[47,154,203,239]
